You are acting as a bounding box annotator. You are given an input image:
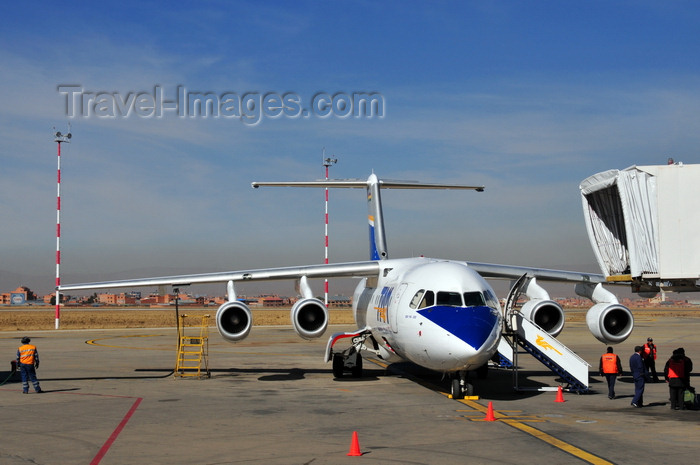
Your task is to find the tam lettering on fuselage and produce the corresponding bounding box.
[374,286,393,323]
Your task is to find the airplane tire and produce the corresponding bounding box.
[465,383,474,397]
[351,354,363,378]
[451,378,463,399]
[332,354,345,378]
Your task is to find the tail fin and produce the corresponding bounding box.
[252,174,484,261]
[367,174,387,260]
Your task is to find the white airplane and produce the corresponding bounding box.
[59,173,634,398]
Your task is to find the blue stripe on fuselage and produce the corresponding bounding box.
[417,305,498,350]
[369,224,380,260]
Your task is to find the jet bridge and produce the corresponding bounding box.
[580,162,700,294]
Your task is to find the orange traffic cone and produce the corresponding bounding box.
[555,385,565,403]
[347,431,362,456]
[484,401,496,421]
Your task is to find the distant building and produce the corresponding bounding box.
[97,293,119,305]
[116,293,140,305]
[141,293,173,306]
[96,293,141,306]
[1,286,36,305]
[329,295,352,307]
[258,295,288,307]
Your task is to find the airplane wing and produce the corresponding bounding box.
[465,262,607,284]
[58,261,380,291]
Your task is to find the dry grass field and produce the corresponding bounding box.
[0,307,356,331]
[0,306,697,332]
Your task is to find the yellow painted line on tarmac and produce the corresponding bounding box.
[86,334,316,357]
[367,358,390,369]
[455,397,613,465]
[86,334,166,349]
[364,358,614,465]
[499,419,614,465]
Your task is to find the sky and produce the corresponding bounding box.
[1,1,700,299]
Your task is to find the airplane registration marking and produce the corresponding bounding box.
[535,335,563,355]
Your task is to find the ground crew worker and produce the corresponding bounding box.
[664,349,687,410]
[643,337,659,382]
[599,346,623,399]
[17,337,42,394]
[677,348,693,387]
[629,346,647,407]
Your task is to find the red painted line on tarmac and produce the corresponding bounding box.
[90,397,143,465]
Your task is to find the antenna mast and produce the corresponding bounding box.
[322,150,338,306]
[53,125,71,329]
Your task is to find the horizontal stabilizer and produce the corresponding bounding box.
[252,179,484,191]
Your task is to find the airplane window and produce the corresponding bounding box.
[437,291,463,307]
[463,291,486,307]
[419,290,434,308]
[409,290,425,309]
[484,289,500,310]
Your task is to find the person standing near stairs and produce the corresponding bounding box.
[599,346,623,399]
[629,346,647,407]
[642,337,660,382]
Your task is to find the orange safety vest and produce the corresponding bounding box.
[18,344,37,365]
[643,343,657,360]
[601,353,620,374]
[667,358,685,379]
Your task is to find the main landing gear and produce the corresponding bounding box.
[328,330,380,379]
[332,347,363,378]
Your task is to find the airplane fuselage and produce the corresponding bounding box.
[352,257,503,373]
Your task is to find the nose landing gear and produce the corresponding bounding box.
[450,371,474,399]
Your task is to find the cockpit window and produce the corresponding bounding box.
[463,291,486,307]
[484,289,500,310]
[419,290,434,308]
[437,291,463,307]
[412,288,499,310]
[409,290,425,309]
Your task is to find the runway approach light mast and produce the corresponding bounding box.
[53,126,71,329]
[322,151,338,306]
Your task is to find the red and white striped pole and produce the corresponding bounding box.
[54,128,71,329]
[322,152,337,306]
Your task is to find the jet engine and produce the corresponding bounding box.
[216,301,253,342]
[291,298,328,339]
[519,299,565,337]
[586,303,634,344]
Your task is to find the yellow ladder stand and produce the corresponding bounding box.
[175,314,211,378]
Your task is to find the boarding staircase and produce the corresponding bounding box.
[497,314,590,393]
[496,273,590,393]
[175,314,211,379]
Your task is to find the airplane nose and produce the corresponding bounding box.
[418,306,500,351]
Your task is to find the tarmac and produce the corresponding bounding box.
[0,311,698,465]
